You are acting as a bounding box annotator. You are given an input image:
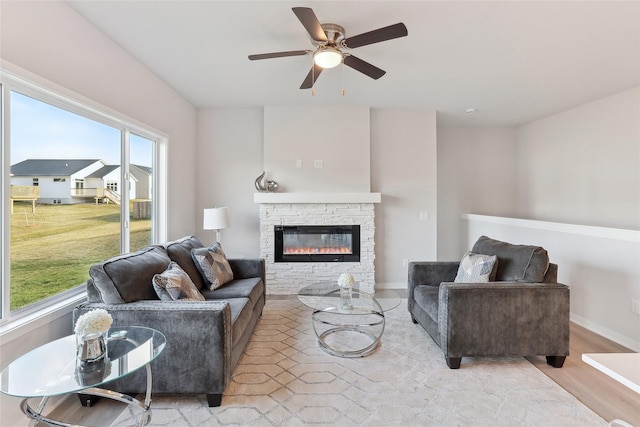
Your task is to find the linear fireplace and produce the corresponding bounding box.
[274,225,361,263]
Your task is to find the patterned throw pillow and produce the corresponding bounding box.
[454,251,498,283]
[152,262,205,301]
[191,243,234,291]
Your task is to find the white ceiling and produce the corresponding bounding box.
[66,1,640,126]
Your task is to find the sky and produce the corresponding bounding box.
[10,91,153,167]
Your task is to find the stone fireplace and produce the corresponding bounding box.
[256,193,380,294]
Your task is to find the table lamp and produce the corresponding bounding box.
[203,207,230,243]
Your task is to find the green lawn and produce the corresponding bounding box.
[10,201,151,311]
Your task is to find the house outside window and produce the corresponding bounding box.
[1,73,166,321]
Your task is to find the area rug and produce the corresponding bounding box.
[110,298,606,426]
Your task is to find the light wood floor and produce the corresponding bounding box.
[526,322,639,426]
[41,321,639,426]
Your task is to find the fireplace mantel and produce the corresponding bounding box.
[254,192,381,204]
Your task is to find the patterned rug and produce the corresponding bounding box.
[110,298,606,426]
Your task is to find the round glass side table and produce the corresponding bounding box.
[0,326,166,427]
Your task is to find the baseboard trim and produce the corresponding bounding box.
[374,282,406,290]
[571,313,640,352]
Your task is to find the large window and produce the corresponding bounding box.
[1,73,164,320]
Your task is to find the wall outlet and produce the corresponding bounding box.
[632,299,640,315]
[419,211,429,220]
[314,159,324,169]
[296,159,303,168]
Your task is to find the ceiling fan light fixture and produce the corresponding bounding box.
[313,46,343,69]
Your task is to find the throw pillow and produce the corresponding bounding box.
[191,242,234,291]
[454,251,498,283]
[152,262,205,301]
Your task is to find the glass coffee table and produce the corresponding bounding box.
[298,283,400,357]
[0,326,166,427]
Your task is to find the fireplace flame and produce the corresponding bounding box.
[284,247,352,255]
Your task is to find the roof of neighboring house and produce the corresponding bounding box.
[10,159,102,177]
[131,164,152,175]
[86,165,120,178]
[86,165,146,182]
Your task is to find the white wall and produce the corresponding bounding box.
[263,106,371,193]
[516,87,640,230]
[195,108,263,258]
[196,107,439,288]
[371,109,438,287]
[436,127,518,259]
[1,2,197,425]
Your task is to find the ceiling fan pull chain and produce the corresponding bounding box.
[311,55,316,96]
[341,61,345,96]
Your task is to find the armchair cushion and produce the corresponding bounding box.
[454,251,498,283]
[152,261,205,301]
[471,235,549,282]
[89,246,170,304]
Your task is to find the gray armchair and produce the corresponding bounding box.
[408,236,570,369]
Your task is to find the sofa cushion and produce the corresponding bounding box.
[153,262,205,301]
[471,235,549,282]
[90,246,170,304]
[200,277,264,306]
[192,243,234,291]
[225,297,254,347]
[454,251,498,283]
[413,285,440,324]
[164,236,206,290]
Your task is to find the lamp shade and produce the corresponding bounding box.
[203,207,230,230]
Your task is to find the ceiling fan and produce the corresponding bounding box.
[248,7,408,89]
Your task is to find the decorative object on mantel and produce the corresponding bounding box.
[338,272,355,310]
[203,207,231,243]
[74,308,112,364]
[254,171,279,193]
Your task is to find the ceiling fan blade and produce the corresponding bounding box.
[248,50,310,60]
[343,55,386,80]
[343,23,408,49]
[292,7,328,43]
[300,64,324,89]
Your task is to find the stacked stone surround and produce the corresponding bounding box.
[259,203,376,294]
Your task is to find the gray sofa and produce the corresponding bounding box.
[73,236,265,407]
[408,235,569,369]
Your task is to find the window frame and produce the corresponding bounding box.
[0,68,168,324]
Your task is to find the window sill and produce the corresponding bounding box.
[0,292,87,345]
